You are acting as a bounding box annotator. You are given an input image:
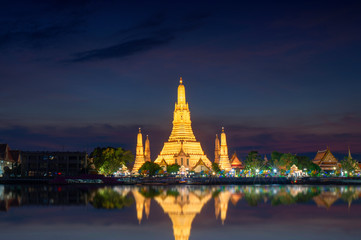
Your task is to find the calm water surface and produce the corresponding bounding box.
[1,184,361,240]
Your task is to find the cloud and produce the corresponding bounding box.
[69,11,210,62]
[71,36,174,62]
[0,19,84,50]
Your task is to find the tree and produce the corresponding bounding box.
[340,156,359,176]
[167,164,180,174]
[268,152,298,173]
[139,162,161,176]
[295,156,321,174]
[90,147,134,176]
[244,151,264,175]
[212,162,221,174]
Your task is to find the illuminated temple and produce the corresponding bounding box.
[154,78,212,169]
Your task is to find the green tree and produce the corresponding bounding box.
[244,151,264,175]
[167,163,180,174]
[295,156,321,174]
[268,152,297,173]
[90,147,134,176]
[139,162,161,176]
[212,162,221,174]
[340,156,358,175]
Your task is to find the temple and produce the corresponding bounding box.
[218,127,232,171]
[230,152,243,171]
[132,128,146,174]
[214,134,220,163]
[154,78,212,170]
[144,135,151,162]
[312,147,339,172]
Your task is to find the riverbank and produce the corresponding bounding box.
[1,176,361,185]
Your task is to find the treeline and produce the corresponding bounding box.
[90,147,133,175]
[243,151,321,175]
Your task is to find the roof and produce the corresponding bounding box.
[174,142,190,157]
[314,149,328,162]
[230,152,243,167]
[10,150,21,163]
[192,158,210,171]
[0,144,9,154]
[159,159,168,166]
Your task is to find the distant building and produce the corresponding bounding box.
[312,147,339,172]
[21,151,87,177]
[0,144,21,177]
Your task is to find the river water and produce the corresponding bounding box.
[1,184,361,240]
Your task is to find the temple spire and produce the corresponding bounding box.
[215,134,220,163]
[145,135,151,162]
[348,146,353,159]
[219,127,231,171]
[132,128,145,174]
[177,77,186,104]
[154,77,212,170]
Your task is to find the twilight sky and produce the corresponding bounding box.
[0,0,361,158]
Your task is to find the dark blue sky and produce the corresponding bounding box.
[0,0,360,158]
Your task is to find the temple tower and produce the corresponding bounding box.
[145,135,151,162]
[132,128,145,174]
[218,127,231,171]
[154,78,212,169]
[215,134,220,164]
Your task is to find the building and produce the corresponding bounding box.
[312,147,339,172]
[21,151,87,177]
[132,128,146,174]
[218,127,232,171]
[230,152,244,171]
[154,78,212,171]
[214,134,220,164]
[0,144,20,177]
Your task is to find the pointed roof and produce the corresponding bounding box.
[159,159,168,167]
[348,147,353,159]
[230,152,243,168]
[192,158,211,171]
[313,147,337,164]
[313,148,328,162]
[9,150,20,163]
[174,141,190,157]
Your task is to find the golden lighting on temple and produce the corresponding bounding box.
[154,78,212,169]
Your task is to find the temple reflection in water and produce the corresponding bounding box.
[1,184,361,240]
